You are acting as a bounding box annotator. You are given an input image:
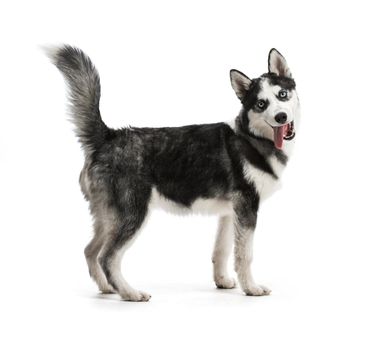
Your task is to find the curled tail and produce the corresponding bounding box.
[45,45,109,154]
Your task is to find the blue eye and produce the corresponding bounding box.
[279,89,288,99]
[256,99,266,109]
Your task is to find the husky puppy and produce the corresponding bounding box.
[46,46,300,301]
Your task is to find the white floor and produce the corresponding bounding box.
[1,207,371,349]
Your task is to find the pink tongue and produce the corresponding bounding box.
[273,126,285,149]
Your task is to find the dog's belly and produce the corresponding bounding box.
[150,188,233,216]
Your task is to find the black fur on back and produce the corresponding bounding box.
[90,118,286,215]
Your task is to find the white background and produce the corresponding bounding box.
[1,1,371,349]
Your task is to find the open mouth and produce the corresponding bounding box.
[273,121,295,150]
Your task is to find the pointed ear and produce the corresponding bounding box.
[268,48,292,78]
[230,69,252,101]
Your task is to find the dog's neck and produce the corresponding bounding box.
[232,111,290,166]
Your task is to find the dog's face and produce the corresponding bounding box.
[230,49,300,150]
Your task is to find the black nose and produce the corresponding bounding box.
[275,112,287,124]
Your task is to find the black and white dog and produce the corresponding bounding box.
[47,46,300,301]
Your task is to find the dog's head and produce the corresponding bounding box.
[230,49,300,150]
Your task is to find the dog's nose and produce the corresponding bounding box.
[274,112,287,124]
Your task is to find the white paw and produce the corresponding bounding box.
[100,287,115,294]
[215,276,236,289]
[121,290,152,302]
[99,284,115,294]
[244,284,271,296]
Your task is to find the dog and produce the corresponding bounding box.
[46,46,300,301]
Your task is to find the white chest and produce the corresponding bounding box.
[242,155,286,201]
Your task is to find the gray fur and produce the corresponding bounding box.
[47,45,299,301]
[45,45,108,156]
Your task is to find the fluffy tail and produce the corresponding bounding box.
[45,45,109,154]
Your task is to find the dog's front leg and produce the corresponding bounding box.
[233,208,271,296]
[212,215,236,289]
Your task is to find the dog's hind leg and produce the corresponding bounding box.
[212,215,236,289]
[98,218,150,301]
[98,194,151,302]
[84,225,114,294]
